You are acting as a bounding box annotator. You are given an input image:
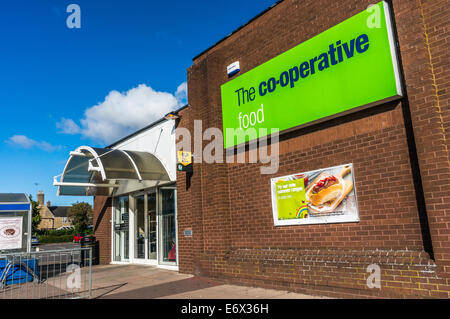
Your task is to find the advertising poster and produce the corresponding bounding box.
[0,217,23,250]
[271,164,359,226]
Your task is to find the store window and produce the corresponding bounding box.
[148,192,157,260]
[159,188,177,264]
[113,196,129,261]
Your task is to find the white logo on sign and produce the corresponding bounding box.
[366,263,381,289]
[66,264,81,289]
[66,4,81,29]
[366,4,381,29]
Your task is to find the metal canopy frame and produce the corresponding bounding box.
[54,146,171,196]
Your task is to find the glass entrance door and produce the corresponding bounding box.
[116,187,176,265]
[159,188,177,265]
[133,192,157,262]
[134,195,146,259]
[147,192,157,260]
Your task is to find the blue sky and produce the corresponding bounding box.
[0,0,276,206]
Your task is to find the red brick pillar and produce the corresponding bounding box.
[93,196,112,265]
[395,0,450,276]
[176,61,207,276]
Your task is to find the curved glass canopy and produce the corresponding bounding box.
[54,146,171,196]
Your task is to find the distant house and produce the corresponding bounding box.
[36,191,73,230]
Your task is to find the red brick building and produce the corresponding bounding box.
[175,0,450,298]
[67,0,449,298]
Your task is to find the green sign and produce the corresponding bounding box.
[221,1,402,148]
[275,179,307,220]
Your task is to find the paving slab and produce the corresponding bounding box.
[88,264,329,299]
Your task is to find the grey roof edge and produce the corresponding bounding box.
[192,0,284,61]
[48,206,71,217]
[107,104,189,149]
[0,193,30,204]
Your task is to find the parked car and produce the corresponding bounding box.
[81,235,95,243]
[73,234,83,243]
[31,236,39,246]
[73,234,96,243]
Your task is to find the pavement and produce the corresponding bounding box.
[30,244,329,299]
[88,264,329,299]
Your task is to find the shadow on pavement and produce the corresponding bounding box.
[89,283,128,299]
[98,277,221,299]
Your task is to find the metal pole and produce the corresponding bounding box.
[45,253,49,299]
[2,262,4,299]
[39,252,42,299]
[17,255,21,299]
[28,207,32,253]
[71,250,74,299]
[31,252,34,300]
[25,254,29,299]
[1,258,3,299]
[88,247,92,298]
[59,251,62,298]
[10,256,14,299]
[52,253,55,299]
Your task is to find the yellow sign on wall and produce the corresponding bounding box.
[177,151,192,166]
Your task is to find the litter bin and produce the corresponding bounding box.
[80,235,98,267]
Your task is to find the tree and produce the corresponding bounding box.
[29,195,41,234]
[68,202,93,234]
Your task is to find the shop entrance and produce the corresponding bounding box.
[113,187,177,267]
[133,192,157,261]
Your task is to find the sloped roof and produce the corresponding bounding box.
[48,206,71,218]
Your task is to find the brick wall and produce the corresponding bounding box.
[178,0,450,298]
[93,196,112,265]
[402,0,450,278]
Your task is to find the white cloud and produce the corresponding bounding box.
[59,83,186,145]
[175,82,188,106]
[6,135,61,152]
[56,118,81,134]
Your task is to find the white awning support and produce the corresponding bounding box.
[119,150,143,181]
[69,151,90,157]
[53,176,119,188]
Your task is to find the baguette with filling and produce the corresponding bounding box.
[306,165,353,213]
[308,182,343,206]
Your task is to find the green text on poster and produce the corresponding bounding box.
[275,179,308,220]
